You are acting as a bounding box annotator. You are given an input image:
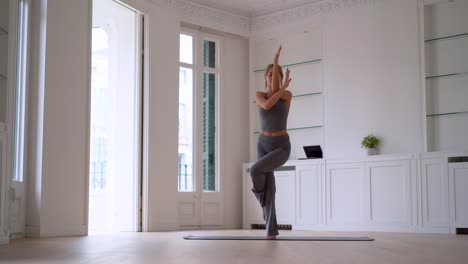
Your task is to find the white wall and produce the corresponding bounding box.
[219,35,249,229]
[323,0,422,158]
[39,0,91,236]
[144,2,180,231]
[27,0,92,237]
[26,0,47,236]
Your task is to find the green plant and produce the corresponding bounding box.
[361,134,379,149]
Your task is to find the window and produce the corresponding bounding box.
[178,31,219,192]
[12,0,30,182]
[90,27,110,192]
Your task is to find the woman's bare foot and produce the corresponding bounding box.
[266,235,276,240]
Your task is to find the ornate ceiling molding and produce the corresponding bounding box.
[150,0,382,34]
[251,0,382,32]
[167,0,251,34]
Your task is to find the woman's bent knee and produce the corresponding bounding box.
[250,164,262,178]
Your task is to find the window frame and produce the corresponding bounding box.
[178,28,221,193]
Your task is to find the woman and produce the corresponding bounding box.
[250,46,292,239]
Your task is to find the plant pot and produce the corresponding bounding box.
[365,148,377,156]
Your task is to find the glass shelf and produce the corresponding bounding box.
[0,73,6,80]
[426,71,468,80]
[253,59,322,73]
[0,26,7,35]
[426,111,468,117]
[425,32,468,43]
[252,92,322,103]
[253,125,323,134]
[292,92,322,98]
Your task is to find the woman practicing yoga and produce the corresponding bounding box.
[250,46,292,240]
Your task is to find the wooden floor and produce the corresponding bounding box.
[1,230,468,264]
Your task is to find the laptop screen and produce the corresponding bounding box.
[303,145,323,159]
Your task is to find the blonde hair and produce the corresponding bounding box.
[264,64,284,89]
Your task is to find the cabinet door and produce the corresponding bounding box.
[295,165,320,226]
[421,158,449,228]
[365,160,412,227]
[274,170,295,225]
[326,162,366,226]
[449,162,468,227]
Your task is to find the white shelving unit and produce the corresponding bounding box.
[250,28,324,160]
[424,0,468,152]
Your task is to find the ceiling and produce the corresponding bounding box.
[186,0,323,18]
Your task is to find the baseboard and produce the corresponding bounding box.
[151,222,179,232]
[26,224,87,238]
[42,224,87,237]
[279,224,451,234]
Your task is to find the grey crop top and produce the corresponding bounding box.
[259,99,289,132]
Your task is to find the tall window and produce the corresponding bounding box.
[90,27,109,192]
[12,0,30,182]
[178,33,194,192]
[178,31,219,192]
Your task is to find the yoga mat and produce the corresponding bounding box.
[183,235,374,241]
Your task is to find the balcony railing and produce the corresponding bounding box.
[91,160,107,190]
[178,163,192,191]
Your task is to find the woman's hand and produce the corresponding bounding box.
[274,45,282,65]
[281,68,292,90]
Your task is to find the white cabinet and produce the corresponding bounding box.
[295,164,321,227]
[449,162,468,228]
[325,162,366,226]
[274,169,295,225]
[242,154,463,234]
[421,158,450,228]
[364,160,412,227]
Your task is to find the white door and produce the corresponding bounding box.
[88,0,143,234]
[177,29,224,228]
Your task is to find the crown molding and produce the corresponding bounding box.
[251,0,382,32]
[150,0,382,35]
[165,0,251,34]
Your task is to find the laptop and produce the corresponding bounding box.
[299,145,323,160]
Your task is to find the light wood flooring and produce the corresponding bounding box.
[1,230,468,264]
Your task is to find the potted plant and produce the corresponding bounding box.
[361,134,379,156]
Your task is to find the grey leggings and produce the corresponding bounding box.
[250,134,291,236]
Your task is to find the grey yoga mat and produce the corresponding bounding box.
[183,235,374,241]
